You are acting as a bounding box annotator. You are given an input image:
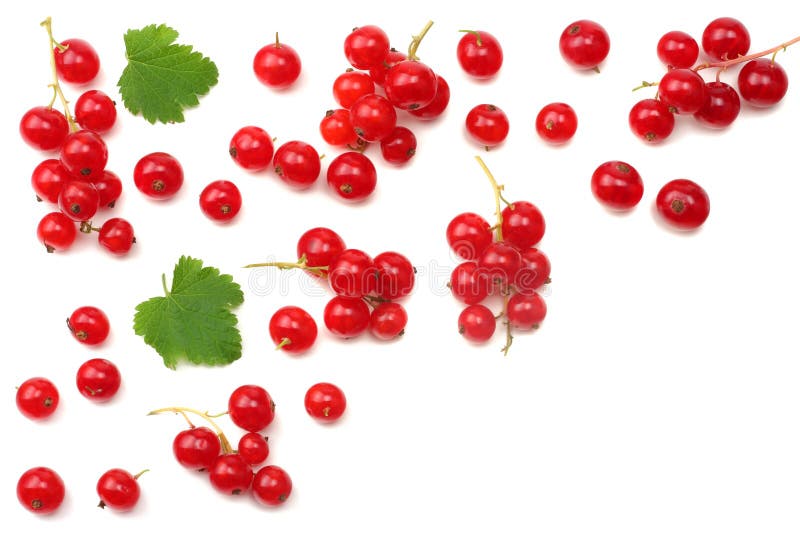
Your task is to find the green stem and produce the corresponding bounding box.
[243,255,328,274]
[408,20,434,61]
[148,406,233,454]
[475,155,504,242]
[161,273,169,296]
[457,29,482,46]
[500,295,514,356]
[40,17,77,132]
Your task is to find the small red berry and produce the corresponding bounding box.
[304,382,347,422]
[16,378,60,420]
[655,179,710,230]
[535,102,577,144]
[591,161,644,210]
[68,305,110,345]
[133,152,183,199]
[559,20,610,70]
[199,180,242,222]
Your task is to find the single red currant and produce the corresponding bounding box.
[501,201,546,249]
[172,427,221,470]
[60,130,108,179]
[702,17,750,61]
[98,218,136,255]
[333,70,375,109]
[374,251,415,300]
[297,227,346,275]
[477,242,523,286]
[344,25,390,70]
[369,48,406,86]
[323,296,370,338]
[457,30,503,78]
[320,109,360,147]
[305,382,346,422]
[328,249,376,298]
[408,75,450,120]
[74,90,116,132]
[253,465,292,506]
[68,305,110,345]
[507,293,547,330]
[16,377,59,420]
[37,212,77,252]
[737,58,789,107]
[238,433,269,466]
[380,126,417,165]
[350,94,397,142]
[656,179,710,230]
[326,151,377,202]
[54,38,100,84]
[658,68,706,113]
[369,302,408,340]
[97,469,143,511]
[559,20,610,69]
[20,107,68,151]
[274,141,321,189]
[199,180,242,222]
[629,98,675,143]
[133,152,184,199]
[535,102,578,144]
[515,248,551,295]
[92,170,123,208]
[446,212,493,260]
[76,358,121,402]
[269,306,318,354]
[465,104,509,148]
[450,261,490,305]
[229,385,276,432]
[656,31,699,69]
[209,454,253,495]
[590,161,644,210]
[694,81,741,127]
[31,159,70,203]
[458,304,496,342]
[384,60,438,110]
[17,467,65,514]
[230,126,274,171]
[58,180,99,222]
[253,36,302,89]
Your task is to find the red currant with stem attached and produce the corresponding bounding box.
[253,465,292,506]
[229,385,276,432]
[305,382,346,422]
[60,130,108,179]
[465,104,509,148]
[58,180,99,222]
[199,180,242,222]
[173,427,221,470]
[590,161,644,210]
[230,126,274,171]
[446,212,492,260]
[656,179,710,230]
[16,377,59,420]
[209,454,253,495]
[458,304,496,342]
[344,25,390,70]
[20,107,68,151]
[297,227,346,275]
[320,109,360,147]
[694,81,740,127]
[134,152,184,199]
[516,248,551,295]
[409,75,450,120]
[328,249,376,298]
[384,60,437,110]
[702,17,750,61]
[629,98,675,143]
[274,141,321,189]
[17,467,65,514]
[97,468,145,511]
[269,306,318,354]
[457,30,503,78]
[450,261,490,305]
[324,296,370,338]
[238,433,269,466]
[657,31,699,69]
[98,218,136,255]
[374,251,415,300]
[350,93,397,142]
[380,126,417,165]
[37,212,77,252]
[559,20,610,70]
[31,159,70,203]
[507,293,547,330]
[326,151,377,202]
[658,68,706,113]
[369,48,406,86]
[75,90,116,132]
[737,58,789,107]
[501,201,545,249]
[333,70,375,109]
[535,102,577,144]
[253,33,301,89]
[92,170,123,208]
[68,305,110,345]
[55,38,100,84]
[369,302,408,340]
[478,242,523,286]
[76,358,121,402]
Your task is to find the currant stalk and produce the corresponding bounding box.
[694,34,800,71]
[148,406,234,454]
[41,17,77,132]
[501,293,514,356]
[407,20,434,61]
[243,253,329,275]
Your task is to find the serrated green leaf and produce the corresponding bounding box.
[118,24,218,124]
[133,256,244,369]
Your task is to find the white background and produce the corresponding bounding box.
[3,0,799,532]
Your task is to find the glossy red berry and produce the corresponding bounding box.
[320,109,360,147]
[93,170,123,208]
[60,130,108,180]
[501,201,545,249]
[380,126,417,165]
[20,107,68,151]
[328,249,376,298]
[694,81,740,127]
[238,433,269,466]
[477,242,523,286]
[68,305,110,345]
[323,296,370,338]
[172,427,221,470]
[98,218,136,255]
[344,25,390,70]
[209,454,253,495]
[134,152,183,199]
[253,38,301,89]
[658,68,705,114]
[408,75,450,120]
[253,465,292,506]
[54,38,100,84]
[457,30,503,78]
[305,382,346,422]
[450,261,490,305]
[75,90,116,132]
[702,17,750,61]
[374,251,415,300]
[590,161,644,210]
[97,469,142,511]
[37,212,77,252]
[559,20,610,69]
[656,31,699,69]
[350,93,397,142]
[17,467,65,514]
[333,70,375,109]
[296,227,346,275]
[465,104,509,148]
[326,151,377,202]
[369,302,408,340]
[58,180,99,222]
[76,358,121,402]
[274,141,321,189]
[446,212,492,260]
[535,102,578,144]
[629,98,675,143]
[384,60,437,110]
[16,377,60,420]
[507,293,547,330]
[269,306,317,354]
[516,248,551,294]
[458,304,496,342]
[737,58,789,107]
[656,179,710,230]
[229,385,275,432]
[31,159,70,203]
[369,48,406,86]
[229,126,274,171]
[199,180,242,222]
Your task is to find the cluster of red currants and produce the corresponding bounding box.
[21,19,135,255]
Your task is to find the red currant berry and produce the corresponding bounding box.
[20,107,68,151]
[457,30,503,79]
[230,126,274,171]
[253,36,301,89]
[296,227,346,275]
[31,159,70,203]
[737,58,789,108]
[17,467,65,514]
[374,251,415,300]
[446,212,492,260]
[328,249,376,298]
[384,60,437,110]
[694,81,740,128]
[516,248,551,295]
[253,465,292,506]
[238,433,269,466]
[333,70,375,109]
[629,98,675,143]
[344,25,390,70]
[98,217,136,255]
[54,38,100,84]
[408,75,450,120]
[559,20,610,69]
[501,201,545,249]
[76,358,121,402]
[350,93,397,142]
[458,304,496,342]
[58,180,99,222]
[199,180,242,222]
[658,68,706,114]
[209,454,253,495]
[656,179,710,230]
[16,377,59,420]
[97,469,142,511]
[478,242,523,286]
[269,306,318,354]
[507,293,547,330]
[369,302,408,340]
[305,382,346,422]
[229,385,276,432]
[369,48,406,86]
[656,31,699,69]
[74,90,116,132]
[274,141,321,189]
[450,261,491,305]
[465,104,509,148]
[590,161,644,210]
[326,151,377,202]
[320,109,360,147]
[702,17,750,61]
[380,126,417,165]
[535,102,578,144]
[68,305,110,345]
[37,212,77,253]
[133,152,184,199]
[60,130,108,179]
[323,296,370,338]
[173,427,221,470]
[93,170,123,208]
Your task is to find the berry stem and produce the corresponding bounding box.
[475,155,505,241]
[40,17,77,132]
[500,294,514,356]
[275,32,281,48]
[694,34,800,71]
[632,81,658,92]
[458,29,482,46]
[133,469,150,480]
[275,338,291,350]
[407,20,434,61]
[148,407,234,454]
[243,254,329,274]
